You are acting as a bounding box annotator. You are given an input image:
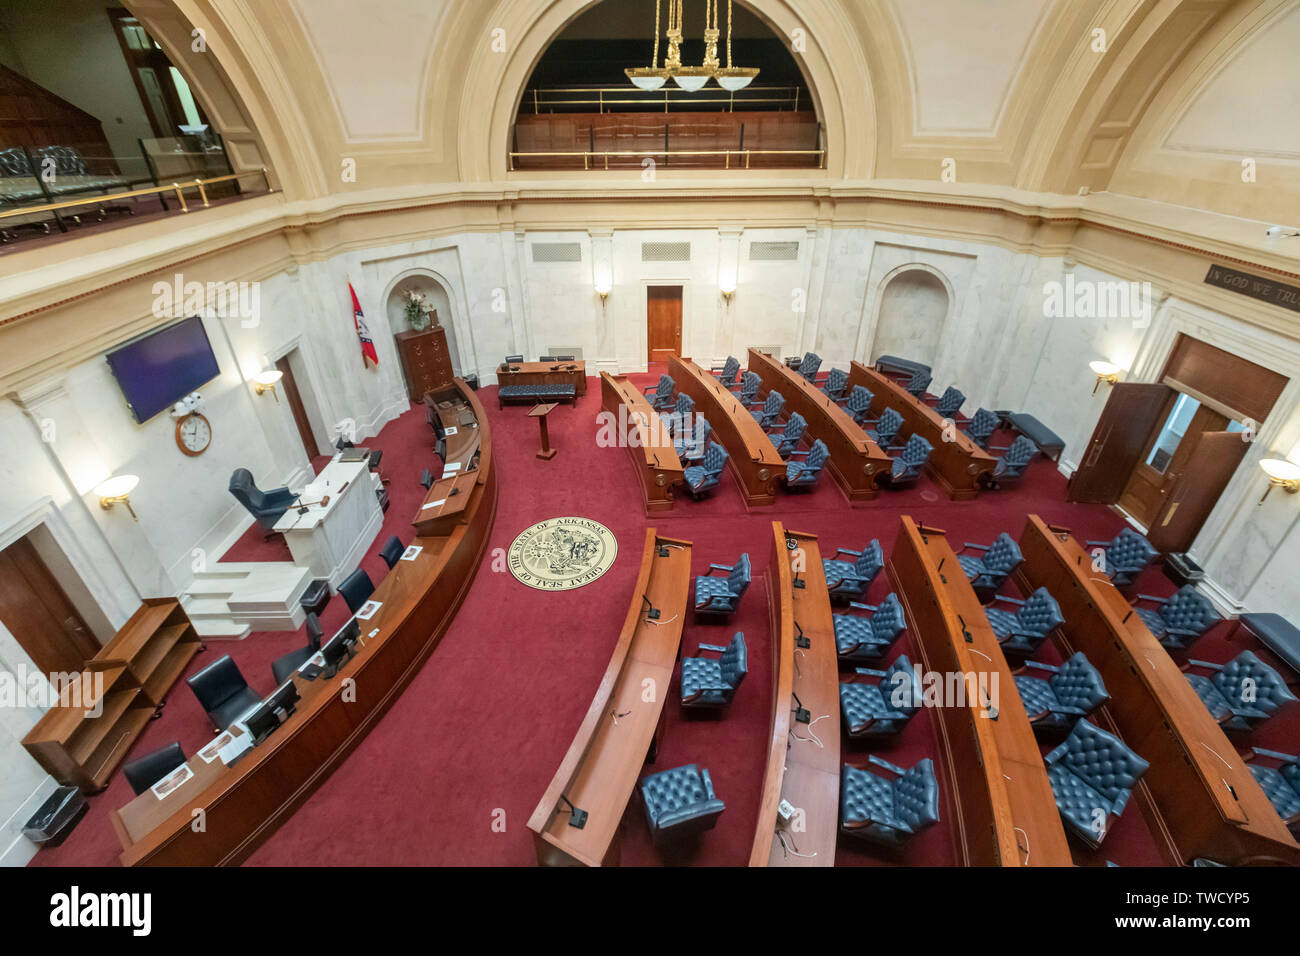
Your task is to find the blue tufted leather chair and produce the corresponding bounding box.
[834,592,906,664]
[864,406,904,447]
[768,411,808,457]
[643,374,675,411]
[785,439,830,489]
[822,539,885,601]
[228,468,296,533]
[639,764,725,847]
[984,586,1065,655]
[661,392,695,428]
[1086,528,1159,589]
[928,385,966,419]
[904,368,932,398]
[821,367,849,402]
[1045,718,1148,848]
[963,407,999,448]
[797,352,822,382]
[1182,651,1297,732]
[122,742,186,796]
[683,442,729,498]
[957,533,1024,594]
[186,655,263,733]
[1014,653,1110,731]
[880,434,933,488]
[694,553,751,619]
[839,655,923,738]
[840,755,940,848]
[680,632,747,709]
[711,355,740,386]
[1244,748,1300,833]
[844,385,875,424]
[1132,586,1220,650]
[735,370,761,404]
[673,414,712,463]
[749,389,786,429]
[987,435,1038,488]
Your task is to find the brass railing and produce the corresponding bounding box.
[0,168,274,223]
[508,148,825,170]
[523,84,806,114]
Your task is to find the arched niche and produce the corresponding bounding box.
[869,266,953,369]
[383,270,464,379]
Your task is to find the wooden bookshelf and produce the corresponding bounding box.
[22,599,202,791]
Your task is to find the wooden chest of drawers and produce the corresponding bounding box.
[396,326,454,402]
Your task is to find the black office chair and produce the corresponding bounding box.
[335,437,384,475]
[555,354,575,362]
[420,468,434,490]
[186,655,262,732]
[539,355,557,362]
[228,468,295,534]
[379,535,405,570]
[122,742,186,795]
[339,568,376,614]
[271,613,325,684]
[504,354,524,364]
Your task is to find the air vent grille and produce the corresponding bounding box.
[531,242,583,263]
[641,241,691,262]
[749,241,800,261]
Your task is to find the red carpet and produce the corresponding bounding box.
[30,370,1292,868]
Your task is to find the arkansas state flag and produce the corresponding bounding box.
[350,281,379,368]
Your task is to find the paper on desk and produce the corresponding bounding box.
[445,426,458,436]
[301,652,326,672]
[443,462,461,473]
[198,731,234,764]
[421,499,446,511]
[356,600,382,620]
[218,729,254,766]
[150,762,194,800]
[401,545,423,561]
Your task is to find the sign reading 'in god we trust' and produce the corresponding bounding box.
[507,516,618,591]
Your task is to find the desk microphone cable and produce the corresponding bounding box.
[790,712,828,749]
[776,829,817,860]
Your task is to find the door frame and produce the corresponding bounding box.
[641,279,690,371]
[265,336,329,457]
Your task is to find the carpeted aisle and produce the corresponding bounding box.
[30,370,1288,868]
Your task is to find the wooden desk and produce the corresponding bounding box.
[497,360,587,397]
[669,355,784,506]
[1016,515,1300,866]
[411,472,477,536]
[750,523,841,866]
[528,529,691,866]
[426,389,482,473]
[889,516,1072,866]
[112,379,497,866]
[847,362,994,500]
[747,349,891,501]
[599,372,683,512]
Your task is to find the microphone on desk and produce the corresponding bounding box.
[641,593,661,620]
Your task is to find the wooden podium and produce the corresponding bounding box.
[530,402,558,459]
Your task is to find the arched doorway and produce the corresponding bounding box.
[870,268,951,368]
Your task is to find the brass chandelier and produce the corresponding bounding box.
[625,0,760,93]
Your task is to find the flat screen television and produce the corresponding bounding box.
[106,316,222,423]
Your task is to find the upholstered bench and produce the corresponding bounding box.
[1238,613,1300,682]
[874,354,932,378]
[1004,412,1065,461]
[497,383,576,408]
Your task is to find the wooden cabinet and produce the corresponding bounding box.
[22,599,201,792]
[395,325,454,402]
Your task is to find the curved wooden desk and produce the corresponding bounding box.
[747,349,891,501]
[496,360,587,397]
[111,379,497,866]
[669,355,784,506]
[599,372,684,512]
[888,516,1072,866]
[750,522,841,866]
[847,362,994,500]
[1016,515,1300,866]
[529,528,691,866]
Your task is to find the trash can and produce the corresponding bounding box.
[22,786,87,848]
[463,374,480,391]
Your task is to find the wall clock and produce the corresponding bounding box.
[176,412,212,456]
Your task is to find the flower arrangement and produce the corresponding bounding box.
[402,289,430,330]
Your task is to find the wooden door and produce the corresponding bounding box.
[276,354,318,460]
[1068,383,1173,503]
[1147,431,1250,552]
[1119,402,1227,527]
[0,537,99,674]
[647,286,683,364]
